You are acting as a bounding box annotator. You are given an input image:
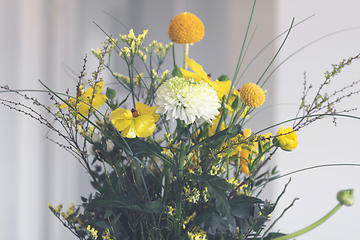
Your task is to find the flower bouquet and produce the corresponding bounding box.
[1,3,359,240]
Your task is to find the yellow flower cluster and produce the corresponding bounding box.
[188,229,208,240]
[47,203,63,216]
[87,225,98,240]
[184,184,201,203]
[168,12,205,44]
[61,203,80,223]
[119,29,148,58]
[112,72,142,87]
[240,82,266,108]
[150,69,170,84]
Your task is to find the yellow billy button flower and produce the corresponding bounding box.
[111,102,159,138]
[240,82,265,108]
[168,12,205,44]
[61,80,107,118]
[273,126,298,151]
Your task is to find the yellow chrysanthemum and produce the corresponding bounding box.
[240,82,265,108]
[111,102,159,138]
[168,12,205,44]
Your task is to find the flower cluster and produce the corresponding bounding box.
[3,6,357,240]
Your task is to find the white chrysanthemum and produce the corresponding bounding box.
[155,76,221,124]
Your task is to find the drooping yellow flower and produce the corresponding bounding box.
[168,12,205,44]
[240,82,265,108]
[111,102,159,138]
[180,58,232,100]
[61,80,107,118]
[273,126,298,151]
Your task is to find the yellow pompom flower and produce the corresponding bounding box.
[168,12,205,44]
[111,102,159,138]
[273,126,298,151]
[240,82,265,108]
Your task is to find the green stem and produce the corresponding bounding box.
[183,43,189,70]
[175,137,187,238]
[271,203,342,240]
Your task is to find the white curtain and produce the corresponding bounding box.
[1,0,359,239]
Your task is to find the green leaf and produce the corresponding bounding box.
[104,210,113,219]
[263,232,287,240]
[95,221,111,229]
[85,194,164,214]
[195,174,236,234]
[189,124,242,152]
[195,174,233,192]
[229,195,263,219]
[111,213,122,226]
[195,209,230,235]
[250,215,267,231]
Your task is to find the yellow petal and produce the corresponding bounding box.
[186,58,208,80]
[121,121,137,138]
[135,115,156,133]
[111,108,132,120]
[112,118,132,132]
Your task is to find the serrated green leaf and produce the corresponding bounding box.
[95,221,111,229]
[195,209,230,235]
[195,174,233,192]
[195,174,236,234]
[230,201,254,219]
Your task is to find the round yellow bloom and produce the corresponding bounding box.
[168,12,205,44]
[273,126,298,151]
[240,83,265,108]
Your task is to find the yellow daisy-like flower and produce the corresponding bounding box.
[111,102,159,138]
[240,82,265,108]
[180,58,232,100]
[168,12,205,44]
[61,80,107,118]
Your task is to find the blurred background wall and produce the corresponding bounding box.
[0,0,359,239]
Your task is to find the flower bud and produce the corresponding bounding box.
[218,75,229,82]
[273,126,298,151]
[106,140,114,152]
[106,87,116,100]
[92,133,100,143]
[231,94,241,110]
[337,189,354,206]
[89,145,96,155]
[172,65,182,77]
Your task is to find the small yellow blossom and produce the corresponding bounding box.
[240,82,265,108]
[188,229,207,240]
[87,225,98,240]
